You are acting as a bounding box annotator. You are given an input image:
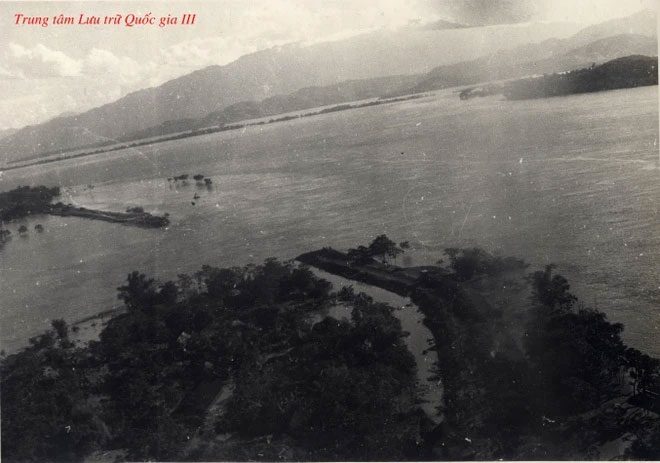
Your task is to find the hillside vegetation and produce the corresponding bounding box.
[458,55,658,100]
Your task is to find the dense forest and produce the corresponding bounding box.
[0,185,60,222]
[1,238,659,461]
[505,55,658,100]
[1,258,423,461]
[459,55,658,101]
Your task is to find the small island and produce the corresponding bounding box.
[0,185,169,229]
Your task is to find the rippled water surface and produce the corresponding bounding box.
[1,86,658,354]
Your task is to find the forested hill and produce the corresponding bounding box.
[458,55,658,101]
[504,55,658,100]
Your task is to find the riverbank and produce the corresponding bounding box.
[296,246,660,459]
[69,307,125,347]
[297,247,445,297]
[308,267,444,425]
[297,247,502,457]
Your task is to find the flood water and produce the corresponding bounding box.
[310,268,443,423]
[1,86,658,355]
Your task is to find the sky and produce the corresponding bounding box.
[0,0,657,130]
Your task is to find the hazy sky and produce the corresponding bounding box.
[0,0,657,130]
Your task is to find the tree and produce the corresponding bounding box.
[444,247,491,280]
[197,266,241,302]
[1,335,105,461]
[368,235,403,264]
[626,347,659,396]
[337,285,356,302]
[347,246,373,264]
[627,425,660,459]
[0,185,61,221]
[524,274,630,415]
[117,271,159,312]
[51,319,69,341]
[527,265,577,311]
[158,281,179,305]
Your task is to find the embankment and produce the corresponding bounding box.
[296,247,505,458]
[48,204,169,228]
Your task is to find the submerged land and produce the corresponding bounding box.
[0,186,169,242]
[1,235,659,461]
[1,10,658,462]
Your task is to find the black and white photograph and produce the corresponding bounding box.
[0,0,659,460]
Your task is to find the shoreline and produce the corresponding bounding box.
[296,247,659,459]
[296,248,460,453]
[1,93,426,173]
[72,306,125,327]
[308,266,444,425]
[69,307,126,347]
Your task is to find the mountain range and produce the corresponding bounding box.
[411,10,657,92]
[411,34,657,92]
[0,10,656,164]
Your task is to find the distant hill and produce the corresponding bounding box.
[0,20,581,163]
[122,75,420,141]
[503,55,658,100]
[565,34,658,64]
[101,27,660,147]
[410,9,657,93]
[116,30,657,145]
[1,10,655,163]
[418,19,471,30]
[570,9,658,45]
[0,128,17,141]
[458,55,658,100]
[99,14,660,147]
